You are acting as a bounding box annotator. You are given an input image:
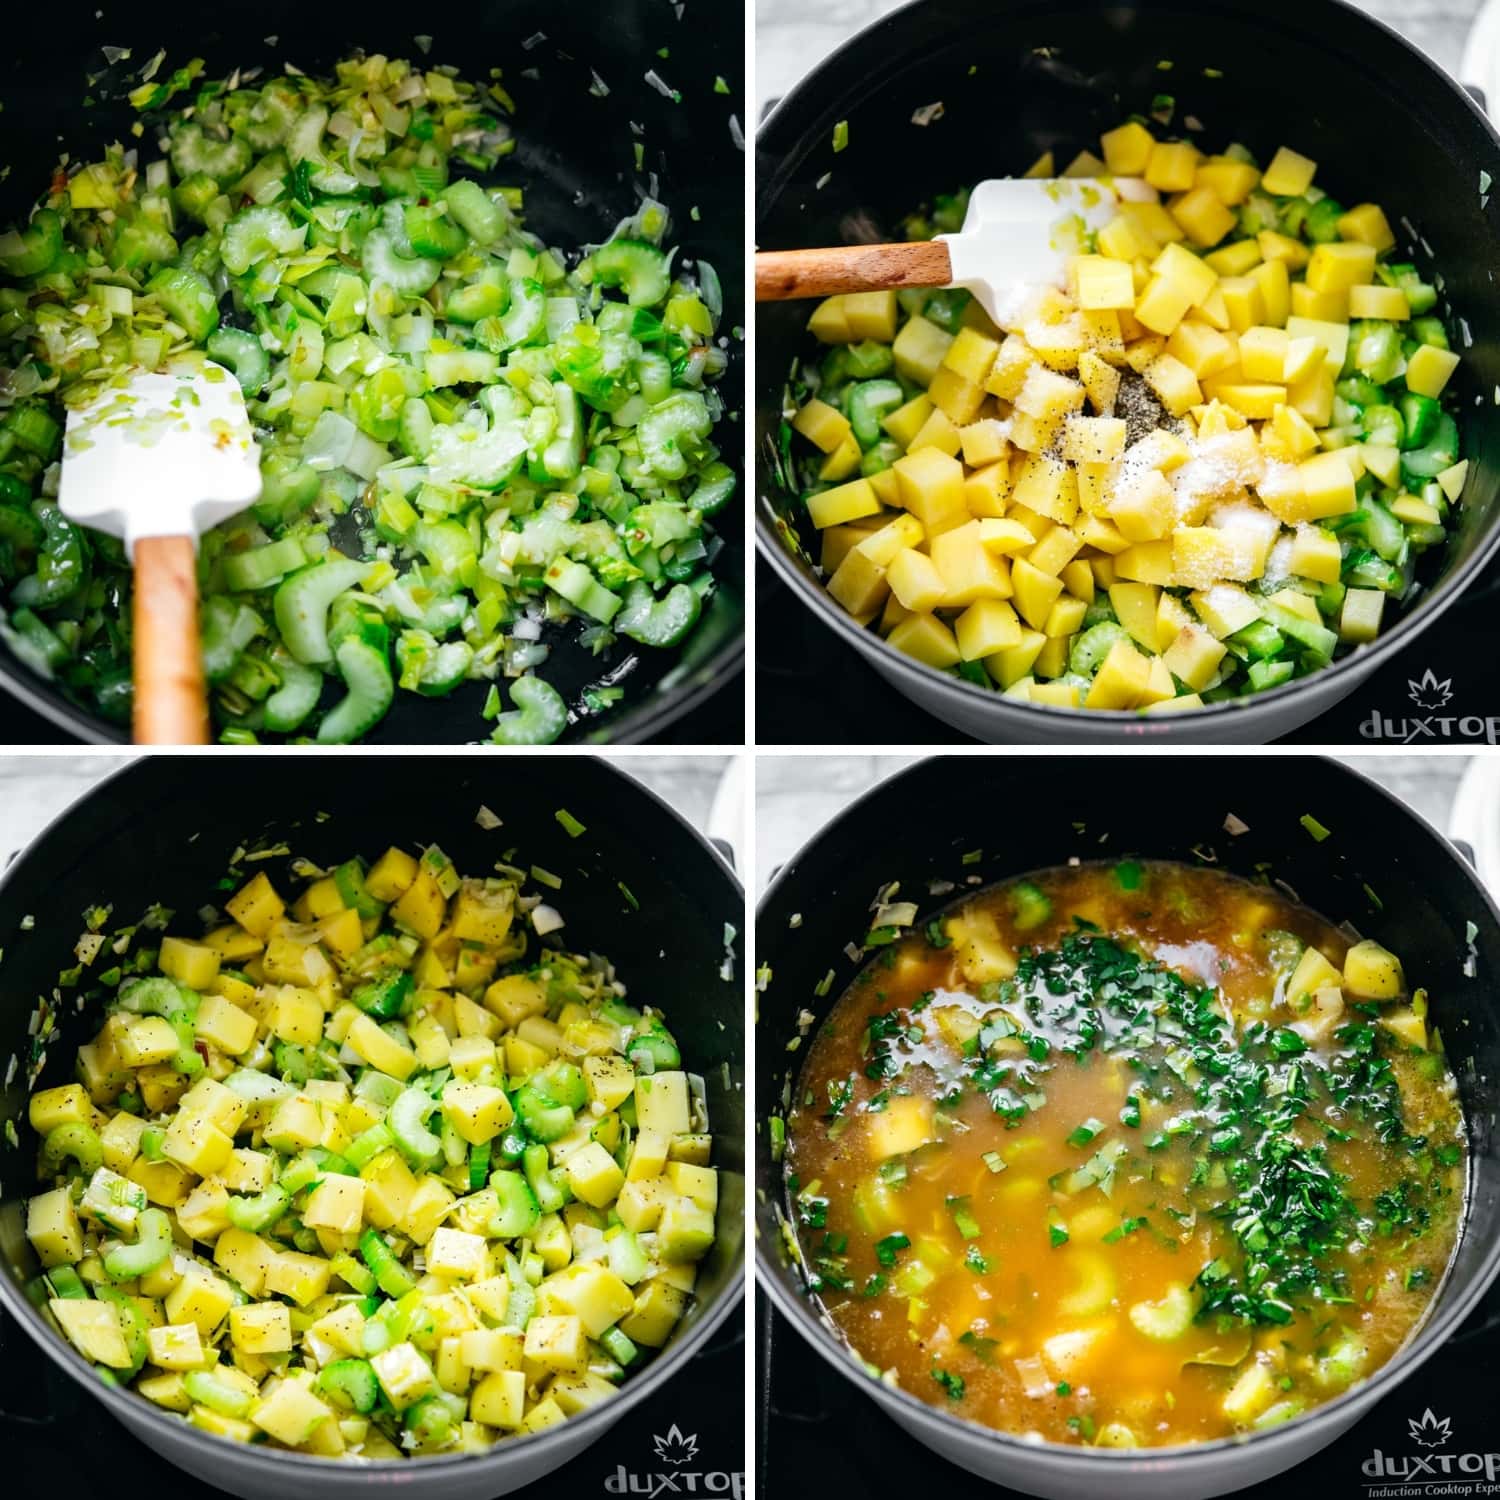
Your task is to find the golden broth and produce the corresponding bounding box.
[784,861,1465,1448]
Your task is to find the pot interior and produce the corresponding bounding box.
[755,0,1500,719]
[0,756,744,1451]
[755,754,1500,1460]
[0,0,745,743]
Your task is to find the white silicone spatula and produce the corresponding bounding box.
[755,176,1150,320]
[60,355,262,744]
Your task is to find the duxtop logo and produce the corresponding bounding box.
[1408,669,1455,712]
[605,1425,744,1498]
[1358,667,1500,744]
[1362,1408,1500,1495]
[1409,1408,1453,1450]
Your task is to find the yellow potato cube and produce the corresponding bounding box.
[1100,121,1155,174]
[619,1279,688,1348]
[631,1071,689,1136]
[303,1174,366,1235]
[886,548,945,612]
[1217,275,1265,333]
[165,1266,235,1336]
[1108,469,1175,542]
[1077,349,1122,414]
[365,847,418,902]
[842,290,899,341]
[1011,455,1079,524]
[1334,201,1395,251]
[1340,586,1386,643]
[1203,238,1262,277]
[1260,145,1317,197]
[1170,186,1236,248]
[1143,353,1202,417]
[252,1378,334,1448]
[1405,344,1461,398]
[470,1369,527,1428]
[827,548,889,620]
[1344,939,1404,999]
[886,611,961,669]
[264,1249,332,1306]
[52,1298,132,1368]
[231,1302,293,1354]
[147,1322,206,1370]
[1107,581,1161,652]
[27,1187,83,1267]
[226,873,284,939]
[158,937,221,991]
[1144,141,1201,193]
[1293,451,1358,521]
[563,1142,627,1209]
[523,1315,589,1375]
[428,1226,489,1280]
[1113,539,1174,584]
[1213,383,1286,421]
[193,994,257,1057]
[1287,526,1342,584]
[1196,157,1261,206]
[1044,594,1088,640]
[892,314,954,386]
[29,1083,94,1135]
[658,1196,716,1263]
[164,1113,235,1177]
[906,405,964,457]
[1290,285,1347,328]
[807,294,852,343]
[926,366,986,426]
[345,1013,418,1081]
[118,1015,182,1068]
[390,866,446,941]
[954,598,1023,660]
[1238,327,1289,382]
[1287,944,1342,1002]
[1010,557,1066,632]
[1252,259,1290,324]
[267,986,324,1048]
[1166,320,1234,378]
[1028,524,1083,578]
[441,1081,514,1145]
[1084,637,1153,710]
[1071,255,1135,310]
[1306,241,1376,294]
[894,447,968,535]
[1161,624,1227,691]
[1060,416,1126,464]
[1348,285,1409,321]
[942,326,1001,385]
[983,333,1036,400]
[931,521,1013,606]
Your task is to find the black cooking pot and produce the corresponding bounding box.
[0,0,745,744]
[0,754,745,1499]
[755,755,1500,1497]
[755,0,1500,744]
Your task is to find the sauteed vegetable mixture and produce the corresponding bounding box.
[783,862,1463,1445]
[782,118,1466,714]
[25,840,716,1457]
[0,52,733,742]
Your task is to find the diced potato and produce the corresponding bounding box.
[1405,344,1461,398]
[894,448,968,536]
[1085,637,1153,710]
[225,873,284,939]
[892,315,955,386]
[1071,255,1135,310]
[792,398,852,455]
[1100,121,1155,175]
[619,1279,688,1347]
[302,1174,366,1234]
[147,1322,206,1370]
[1343,939,1404,999]
[165,1266,236,1337]
[428,1226,489,1280]
[1145,141,1201,194]
[1061,416,1127,464]
[470,1369,527,1428]
[1260,146,1317,197]
[27,1188,84,1267]
[231,1302,293,1354]
[1162,624,1227,692]
[1170,187,1236,249]
[252,1378,335,1447]
[263,1249,333,1306]
[1348,285,1409,321]
[51,1298,132,1368]
[564,1142,627,1209]
[888,549,947,613]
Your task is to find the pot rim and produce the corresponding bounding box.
[0,753,746,1479]
[754,752,1500,1469]
[753,0,1500,739]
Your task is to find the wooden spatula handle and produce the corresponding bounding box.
[133,534,209,745]
[756,240,954,301]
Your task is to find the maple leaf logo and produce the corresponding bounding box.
[1409,1409,1452,1449]
[1408,668,1454,711]
[652,1424,699,1465]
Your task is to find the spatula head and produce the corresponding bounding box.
[60,354,262,554]
[937,176,1150,324]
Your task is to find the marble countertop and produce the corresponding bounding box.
[0,755,736,866]
[754,755,1484,890]
[758,0,1485,112]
